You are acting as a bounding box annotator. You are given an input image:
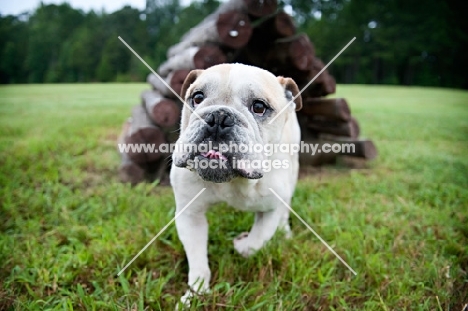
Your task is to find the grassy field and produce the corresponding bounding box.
[1,83,467,310]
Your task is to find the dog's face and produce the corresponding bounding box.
[173,64,302,183]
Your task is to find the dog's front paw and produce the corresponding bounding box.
[233,232,259,257]
[176,290,193,310]
[176,287,211,310]
[176,275,210,310]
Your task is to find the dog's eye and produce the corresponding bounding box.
[192,92,205,107]
[250,100,268,116]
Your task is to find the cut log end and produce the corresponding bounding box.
[353,140,378,160]
[194,45,228,69]
[275,11,296,37]
[216,11,253,49]
[301,98,351,122]
[323,75,336,95]
[328,139,378,160]
[308,116,360,138]
[289,35,315,71]
[244,0,277,17]
[124,127,165,164]
[149,99,181,128]
[170,69,191,96]
[141,90,181,127]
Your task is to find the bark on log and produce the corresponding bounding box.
[308,116,360,138]
[140,90,181,128]
[300,98,351,122]
[160,46,227,77]
[167,11,252,58]
[147,69,191,98]
[124,105,166,164]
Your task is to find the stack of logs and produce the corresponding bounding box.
[118,0,377,184]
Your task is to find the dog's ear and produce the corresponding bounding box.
[180,69,203,99]
[277,77,302,111]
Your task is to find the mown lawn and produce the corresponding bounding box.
[1,84,467,310]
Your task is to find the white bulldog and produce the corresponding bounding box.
[170,63,302,305]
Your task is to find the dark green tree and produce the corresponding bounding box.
[0,14,29,83]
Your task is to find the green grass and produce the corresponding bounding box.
[1,84,467,310]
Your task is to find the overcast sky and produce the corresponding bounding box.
[0,0,198,15]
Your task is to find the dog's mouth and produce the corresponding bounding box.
[175,147,263,183]
[200,150,228,161]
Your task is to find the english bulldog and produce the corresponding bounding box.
[170,63,302,305]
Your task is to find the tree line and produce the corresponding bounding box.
[0,0,466,88]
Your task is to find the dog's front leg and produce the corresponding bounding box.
[175,211,210,305]
[233,207,285,257]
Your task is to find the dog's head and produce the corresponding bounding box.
[173,63,302,183]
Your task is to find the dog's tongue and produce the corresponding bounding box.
[201,150,227,160]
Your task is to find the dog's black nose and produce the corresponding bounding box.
[205,110,234,129]
[204,110,235,140]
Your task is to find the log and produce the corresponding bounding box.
[337,139,378,160]
[244,0,278,18]
[299,147,338,167]
[140,90,181,128]
[264,34,315,75]
[166,0,277,59]
[147,69,191,98]
[167,11,252,58]
[300,58,336,97]
[322,74,336,95]
[146,158,172,186]
[159,46,227,77]
[124,105,166,164]
[300,98,351,122]
[189,0,277,21]
[315,136,378,160]
[272,11,296,37]
[169,69,191,96]
[117,119,147,184]
[308,116,360,138]
[119,155,146,185]
[234,11,296,66]
[299,138,377,166]
[217,11,253,48]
